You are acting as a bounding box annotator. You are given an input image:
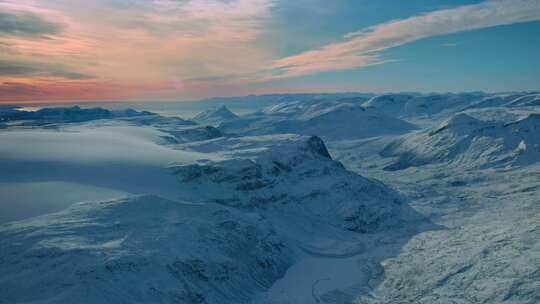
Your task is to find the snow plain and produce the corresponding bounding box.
[0,92,539,303]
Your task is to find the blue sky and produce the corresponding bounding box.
[0,0,539,102]
[265,19,540,93]
[264,0,484,56]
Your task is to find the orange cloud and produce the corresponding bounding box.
[0,0,276,103]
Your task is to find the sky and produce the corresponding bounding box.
[0,0,539,103]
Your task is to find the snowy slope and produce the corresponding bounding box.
[0,195,292,304]
[361,93,417,116]
[0,118,221,223]
[507,93,540,107]
[462,92,540,110]
[220,101,416,140]
[0,106,153,125]
[0,131,429,304]
[170,134,414,233]
[193,105,238,127]
[1,96,538,304]
[361,93,486,118]
[0,106,224,145]
[117,114,223,144]
[361,92,540,121]
[381,113,540,170]
[334,142,540,304]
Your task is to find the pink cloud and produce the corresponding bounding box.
[0,0,276,102]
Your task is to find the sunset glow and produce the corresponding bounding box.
[1,0,539,103]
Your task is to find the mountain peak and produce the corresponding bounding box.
[193,105,238,126]
[430,113,483,136]
[443,113,481,127]
[505,113,540,129]
[167,134,406,233]
[306,135,332,159]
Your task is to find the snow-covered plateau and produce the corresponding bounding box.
[0,92,539,303]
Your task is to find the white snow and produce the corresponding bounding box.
[380,112,540,170]
[0,121,221,222]
[193,105,238,127]
[220,101,416,140]
[0,92,539,304]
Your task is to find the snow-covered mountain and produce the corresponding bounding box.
[0,195,292,304]
[220,101,416,140]
[0,132,426,304]
[122,114,223,144]
[0,106,153,125]
[361,92,540,119]
[3,106,223,145]
[170,134,414,233]
[361,94,416,116]
[1,93,538,304]
[193,105,238,127]
[191,93,373,111]
[506,93,540,107]
[462,92,540,110]
[381,113,540,170]
[361,93,486,118]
